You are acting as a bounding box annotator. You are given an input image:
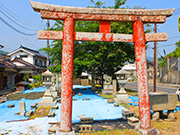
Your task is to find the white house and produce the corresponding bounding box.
[7,45,47,81]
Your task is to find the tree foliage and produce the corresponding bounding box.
[160,40,180,68]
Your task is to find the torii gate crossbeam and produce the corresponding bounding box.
[30,1,174,134]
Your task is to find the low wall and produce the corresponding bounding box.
[150,93,177,111]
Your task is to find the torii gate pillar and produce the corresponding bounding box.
[133,21,152,130]
[59,17,75,132]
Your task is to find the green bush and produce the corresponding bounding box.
[33,75,42,82]
[28,83,34,89]
[33,81,43,87]
[23,73,30,81]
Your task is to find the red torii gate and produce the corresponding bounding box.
[30,1,174,134]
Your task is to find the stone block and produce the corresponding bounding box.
[75,124,92,133]
[152,111,160,121]
[128,117,139,126]
[48,126,58,134]
[122,111,135,120]
[114,94,131,104]
[48,112,55,117]
[25,111,33,117]
[95,91,98,94]
[83,98,90,101]
[31,105,36,109]
[15,112,20,115]
[114,104,119,107]
[57,99,61,103]
[167,110,176,120]
[103,97,111,99]
[135,125,159,135]
[7,104,15,108]
[107,99,114,103]
[52,106,59,110]
[122,108,130,114]
[20,102,26,116]
[102,89,113,95]
[51,90,58,98]
[80,117,94,124]
[103,84,113,90]
[150,93,177,111]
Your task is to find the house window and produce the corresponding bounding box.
[35,59,38,65]
[39,60,42,66]
[44,61,46,67]
[20,55,28,58]
[9,74,13,85]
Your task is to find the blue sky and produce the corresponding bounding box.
[0,0,180,59]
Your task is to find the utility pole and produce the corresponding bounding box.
[47,20,50,69]
[153,23,157,92]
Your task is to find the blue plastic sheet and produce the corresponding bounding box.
[23,87,46,94]
[0,85,124,123]
[53,85,124,123]
[0,98,41,122]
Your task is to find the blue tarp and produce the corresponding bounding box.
[54,85,124,123]
[23,87,46,94]
[0,85,124,123]
[0,98,41,122]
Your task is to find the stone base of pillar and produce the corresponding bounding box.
[114,94,131,104]
[135,125,159,135]
[56,129,75,135]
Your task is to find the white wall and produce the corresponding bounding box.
[22,55,33,64]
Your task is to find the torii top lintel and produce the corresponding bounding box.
[30,1,174,23]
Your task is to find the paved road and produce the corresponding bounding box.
[125,82,178,94]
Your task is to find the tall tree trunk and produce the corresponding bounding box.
[91,66,95,91]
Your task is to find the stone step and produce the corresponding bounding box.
[80,117,94,124]
[107,99,114,103]
[128,117,139,127]
[25,111,33,117]
[48,125,58,134]
[114,104,119,107]
[75,124,92,133]
[31,105,37,109]
[48,112,55,117]
[7,104,15,108]
[52,106,59,109]
[122,110,135,120]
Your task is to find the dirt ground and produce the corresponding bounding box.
[78,102,180,135]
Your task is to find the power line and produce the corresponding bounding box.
[0,17,37,36]
[0,3,39,27]
[168,35,180,40]
[0,10,36,31]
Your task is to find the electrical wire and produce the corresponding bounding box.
[0,17,37,36]
[0,10,36,31]
[0,3,39,26]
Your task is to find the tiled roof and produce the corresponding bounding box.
[20,45,46,58]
